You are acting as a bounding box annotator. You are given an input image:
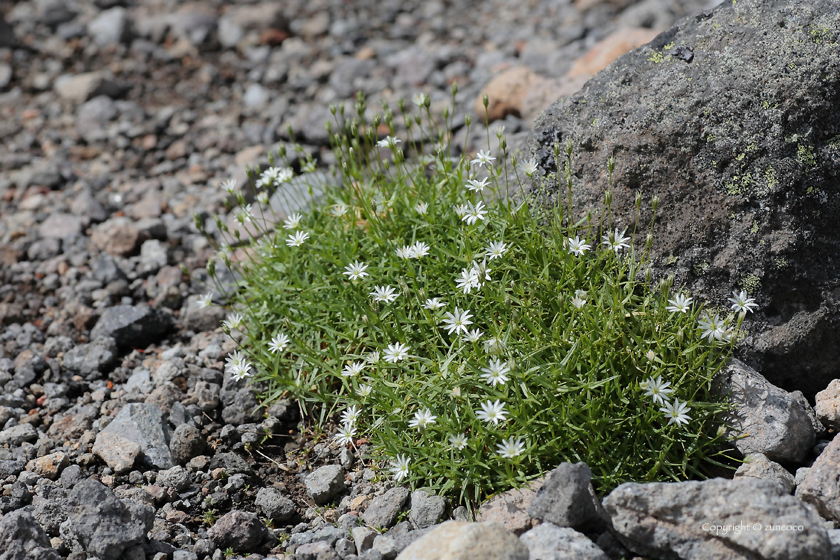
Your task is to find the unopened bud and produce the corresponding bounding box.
[451,82,458,96]
[482,93,489,108]
[329,104,337,115]
[604,190,612,206]
[635,192,642,208]
[652,195,660,212]
[464,114,472,126]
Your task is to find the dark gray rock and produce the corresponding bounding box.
[796,436,840,522]
[65,478,154,560]
[0,481,31,514]
[0,510,61,560]
[255,487,297,523]
[527,0,840,400]
[32,486,69,536]
[220,373,261,425]
[170,423,205,465]
[604,477,830,559]
[90,305,173,348]
[27,238,61,261]
[101,403,172,469]
[409,489,447,529]
[208,452,254,477]
[61,336,117,379]
[91,253,126,285]
[363,487,411,530]
[206,510,268,553]
[306,464,346,505]
[527,463,602,532]
[520,523,609,560]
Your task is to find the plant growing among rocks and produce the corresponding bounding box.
[197,89,750,507]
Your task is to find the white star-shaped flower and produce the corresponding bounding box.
[481,358,510,386]
[461,201,488,225]
[567,236,591,256]
[268,333,290,354]
[370,285,399,303]
[221,179,237,194]
[284,213,302,229]
[341,405,361,426]
[497,436,525,459]
[342,361,365,377]
[641,375,673,405]
[660,398,692,427]
[666,293,693,313]
[602,228,631,252]
[520,158,538,177]
[334,424,356,446]
[343,261,370,281]
[728,290,758,314]
[476,399,508,425]
[462,329,482,343]
[441,307,473,335]
[423,298,445,310]
[391,454,411,482]
[377,136,401,148]
[415,202,429,215]
[466,177,489,192]
[408,408,437,431]
[383,342,410,363]
[286,231,309,247]
[449,433,468,450]
[485,241,508,260]
[409,241,430,258]
[196,293,213,308]
[471,149,495,168]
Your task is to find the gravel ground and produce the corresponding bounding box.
[0,0,716,558]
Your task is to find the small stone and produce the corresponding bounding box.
[352,526,377,554]
[90,306,173,348]
[25,452,68,480]
[87,7,132,46]
[207,510,269,553]
[409,489,447,530]
[180,295,226,332]
[91,217,145,257]
[101,403,172,469]
[519,523,609,560]
[527,463,602,532]
[0,510,61,560]
[796,436,840,522]
[0,423,38,446]
[734,453,796,494]
[255,487,297,523]
[476,66,542,123]
[815,379,840,431]
[54,72,123,104]
[363,487,410,529]
[156,465,191,491]
[296,541,339,560]
[397,521,529,560]
[169,424,205,465]
[61,337,118,378]
[477,479,543,535]
[92,432,142,474]
[306,464,346,505]
[39,213,84,239]
[335,537,356,558]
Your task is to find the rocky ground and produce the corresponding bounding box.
[3,0,840,559]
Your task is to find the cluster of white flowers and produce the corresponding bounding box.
[396,241,430,259]
[256,166,294,189]
[454,259,492,295]
[224,349,253,382]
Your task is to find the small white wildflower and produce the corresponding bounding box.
[571,294,586,309]
[412,92,427,107]
[646,349,656,362]
[395,245,414,260]
[481,358,510,386]
[497,436,525,459]
[342,361,365,378]
[256,192,269,205]
[449,433,468,450]
[728,290,758,314]
[461,201,488,225]
[485,241,508,260]
[343,261,370,281]
[660,398,692,427]
[454,204,469,218]
[520,158,538,177]
[341,405,361,426]
[423,298,446,310]
[301,160,317,173]
[268,333,290,354]
[451,387,461,398]
[602,228,631,252]
[377,135,401,148]
[235,204,254,224]
[415,202,429,215]
[466,177,489,192]
[357,384,372,398]
[567,236,591,257]
[283,213,302,229]
[276,168,294,183]
[390,455,411,482]
[455,268,481,295]
[441,307,473,335]
[286,231,309,247]
[196,293,213,308]
[223,312,244,331]
[408,408,437,431]
[221,179,237,194]
[666,293,693,314]
[410,241,430,258]
[462,329,482,343]
[334,424,356,446]
[476,399,508,425]
[370,285,399,303]
[229,361,252,381]
[697,314,728,343]
[330,205,348,217]
[224,350,245,372]
[495,125,505,138]
[383,342,410,363]
[367,351,380,364]
[483,337,504,355]
[641,375,673,405]
[471,149,495,168]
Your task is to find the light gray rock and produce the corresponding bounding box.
[306,464,346,505]
[796,436,840,522]
[335,537,356,558]
[55,73,122,103]
[519,523,609,560]
[409,489,447,529]
[604,477,830,559]
[295,541,339,560]
[255,487,296,523]
[816,379,840,431]
[207,510,269,553]
[92,431,142,474]
[39,213,83,239]
[156,465,191,491]
[180,295,226,333]
[0,510,61,560]
[62,336,117,379]
[714,359,816,464]
[527,462,602,532]
[0,423,37,447]
[734,453,796,494]
[101,403,172,469]
[87,7,132,46]
[395,521,529,560]
[352,526,378,554]
[363,487,411,529]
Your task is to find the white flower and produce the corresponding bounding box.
[415,202,429,215]
[268,333,290,354]
[390,454,411,482]
[602,228,631,252]
[567,236,591,256]
[284,213,302,229]
[697,314,727,343]
[449,433,468,450]
[257,167,279,188]
[485,241,508,260]
[451,387,461,398]
[471,149,495,168]
[396,245,413,259]
[641,375,673,405]
[462,329,482,343]
[495,125,505,138]
[341,405,361,426]
[666,293,693,313]
[481,358,510,386]
[471,259,492,282]
[571,293,587,309]
[302,160,317,173]
[225,350,245,371]
[367,351,380,364]
[276,168,294,183]
[520,158,538,177]
[646,350,656,362]
[229,361,252,381]
[256,192,269,205]
[408,408,437,430]
[383,342,410,363]
[357,384,372,398]
[334,424,356,446]
[223,312,244,331]
[412,92,427,107]
[466,177,489,192]
[377,135,401,148]
[342,361,365,377]
[441,307,473,335]
[423,298,446,310]
[330,205,348,217]
[454,204,469,217]
[235,204,254,224]
[728,290,758,314]
[476,399,508,425]
[660,398,692,427]
[410,241,430,258]
[455,268,481,295]
[497,436,525,459]
[286,231,309,247]
[196,293,213,308]
[221,179,237,194]
[461,201,488,225]
[370,285,399,303]
[483,337,504,355]
[343,261,370,281]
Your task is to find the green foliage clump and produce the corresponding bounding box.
[199,91,740,507]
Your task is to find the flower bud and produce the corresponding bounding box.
[329,104,337,115]
[207,259,215,278]
[451,82,458,96]
[604,190,612,206]
[482,93,489,108]
[635,192,642,208]
[652,195,660,212]
[464,114,472,126]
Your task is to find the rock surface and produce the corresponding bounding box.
[796,436,840,523]
[734,453,796,494]
[527,462,603,532]
[396,521,530,560]
[520,523,609,560]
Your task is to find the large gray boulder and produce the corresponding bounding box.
[796,436,840,523]
[0,510,61,560]
[527,0,840,399]
[603,477,830,559]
